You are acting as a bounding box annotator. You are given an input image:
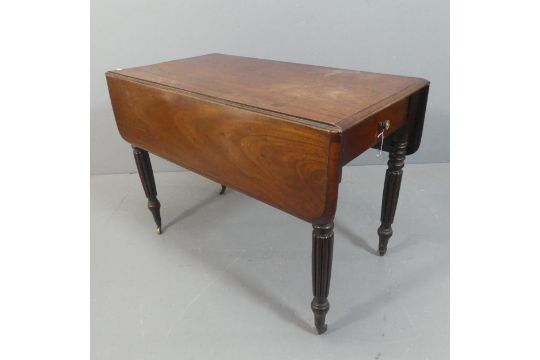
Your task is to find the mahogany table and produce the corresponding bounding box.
[106,54,429,334]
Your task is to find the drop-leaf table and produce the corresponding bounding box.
[106,53,429,334]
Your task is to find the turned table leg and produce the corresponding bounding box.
[132,146,162,234]
[378,129,408,256]
[311,222,334,334]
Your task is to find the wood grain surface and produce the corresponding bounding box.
[106,54,429,223]
[107,73,340,224]
[112,54,428,128]
[340,98,408,165]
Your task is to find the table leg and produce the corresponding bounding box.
[132,146,162,234]
[378,129,408,256]
[311,222,334,334]
[219,185,227,195]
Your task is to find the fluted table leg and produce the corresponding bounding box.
[311,222,334,334]
[378,129,408,255]
[132,146,162,234]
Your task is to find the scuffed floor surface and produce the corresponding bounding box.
[91,163,449,360]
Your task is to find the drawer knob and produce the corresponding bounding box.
[379,120,390,131]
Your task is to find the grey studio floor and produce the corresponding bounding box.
[91,163,449,360]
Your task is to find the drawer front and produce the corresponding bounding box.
[106,74,340,223]
[340,98,409,165]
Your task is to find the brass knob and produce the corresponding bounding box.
[379,120,390,131]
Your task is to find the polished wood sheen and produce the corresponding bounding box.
[115,54,427,127]
[106,53,430,334]
[107,73,340,224]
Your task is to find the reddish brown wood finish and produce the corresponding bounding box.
[115,54,428,127]
[107,73,341,224]
[106,55,429,224]
[340,98,409,165]
[106,54,430,335]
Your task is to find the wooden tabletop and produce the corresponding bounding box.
[107,53,429,225]
[112,53,428,130]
